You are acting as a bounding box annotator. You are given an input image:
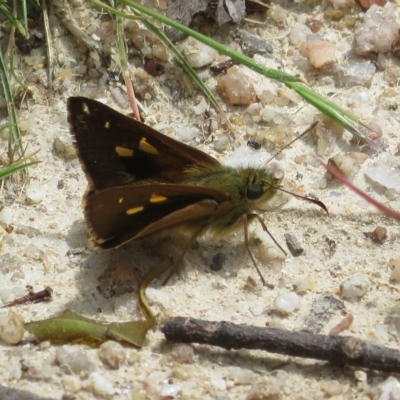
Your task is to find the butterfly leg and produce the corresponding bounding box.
[243,214,267,286]
[162,226,205,285]
[244,214,288,286]
[250,214,287,257]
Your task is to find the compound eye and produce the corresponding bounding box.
[246,184,263,200]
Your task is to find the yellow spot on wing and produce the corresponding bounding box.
[126,206,144,215]
[150,193,168,203]
[115,146,134,157]
[105,121,110,128]
[140,137,159,155]
[119,198,124,203]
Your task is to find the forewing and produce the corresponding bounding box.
[67,97,220,191]
[85,184,231,249]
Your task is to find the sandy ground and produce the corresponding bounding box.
[1,1,400,399]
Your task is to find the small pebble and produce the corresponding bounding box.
[170,343,195,364]
[214,134,230,152]
[193,97,208,115]
[335,60,376,88]
[174,127,199,143]
[371,377,400,399]
[62,375,82,393]
[328,153,359,181]
[86,371,115,397]
[238,31,272,57]
[56,345,96,376]
[0,207,12,226]
[365,156,400,194]
[24,243,44,260]
[230,367,255,385]
[26,182,44,204]
[357,0,387,9]
[246,103,262,116]
[177,37,218,68]
[53,136,77,160]
[371,226,387,243]
[320,380,343,397]
[0,314,25,344]
[160,381,181,397]
[99,341,126,369]
[210,252,226,272]
[289,22,311,45]
[266,4,288,26]
[293,276,313,293]
[145,287,170,309]
[216,66,256,105]
[284,232,304,256]
[299,40,337,68]
[354,4,398,57]
[246,378,283,399]
[258,241,284,264]
[339,274,371,301]
[274,291,300,314]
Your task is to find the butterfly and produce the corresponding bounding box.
[68,97,327,284]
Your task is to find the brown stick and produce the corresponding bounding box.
[162,317,400,373]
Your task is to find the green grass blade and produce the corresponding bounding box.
[0,150,40,181]
[21,0,28,36]
[138,15,223,114]
[89,0,371,142]
[0,46,23,157]
[89,0,298,83]
[0,4,27,37]
[286,82,377,146]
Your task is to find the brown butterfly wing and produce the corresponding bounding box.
[67,97,220,191]
[85,184,232,249]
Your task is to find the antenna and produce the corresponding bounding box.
[264,122,319,166]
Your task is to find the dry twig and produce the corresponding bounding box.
[162,317,400,373]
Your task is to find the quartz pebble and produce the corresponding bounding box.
[54,135,77,159]
[354,4,398,57]
[339,274,371,300]
[24,243,44,260]
[230,367,255,385]
[246,378,283,399]
[294,276,313,293]
[145,287,170,309]
[86,371,115,397]
[0,314,25,344]
[216,66,256,105]
[290,22,311,45]
[56,345,96,376]
[336,60,376,88]
[174,127,199,142]
[328,152,367,181]
[26,182,44,204]
[211,378,226,391]
[274,291,300,314]
[299,40,337,68]
[99,341,126,369]
[365,156,400,195]
[371,377,400,399]
[62,375,82,393]
[170,343,195,364]
[0,207,12,226]
[160,380,181,397]
[177,37,218,68]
